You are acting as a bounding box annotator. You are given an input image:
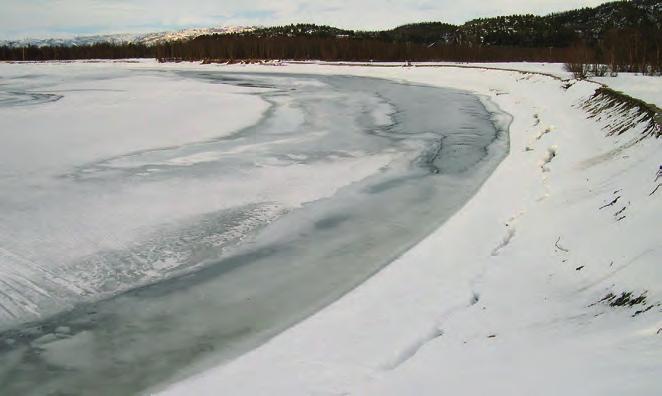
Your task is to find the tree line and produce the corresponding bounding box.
[0,42,155,61]
[2,32,659,75]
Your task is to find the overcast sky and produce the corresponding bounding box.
[1,0,610,40]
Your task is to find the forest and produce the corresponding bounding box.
[1,0,660,74]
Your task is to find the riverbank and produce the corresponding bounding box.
[159,62,662,395]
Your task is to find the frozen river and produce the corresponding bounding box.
[0,63,508,394]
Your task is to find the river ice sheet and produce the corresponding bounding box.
[0,63,508,395]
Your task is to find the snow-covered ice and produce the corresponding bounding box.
[0,64,418,327]
[0,61,513,394]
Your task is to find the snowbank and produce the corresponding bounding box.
[159,62,662,395]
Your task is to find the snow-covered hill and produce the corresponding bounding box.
[0,26,255,48]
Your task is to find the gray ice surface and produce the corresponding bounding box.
[0,69,509,395]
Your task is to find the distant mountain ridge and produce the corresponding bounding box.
[0,26,255,48]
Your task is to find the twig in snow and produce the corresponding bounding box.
[614,205,628,217]
[555,237,569,253]
[650,184,661,196]
[633,304,658,317]
[599,196,620,209]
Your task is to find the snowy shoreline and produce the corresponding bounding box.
[158,62,661,395]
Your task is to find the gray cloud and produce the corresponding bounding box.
[1,0,608,40]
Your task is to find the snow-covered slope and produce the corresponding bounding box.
[158,62,662,395]
[592,74,662,108]
[0,26,254,48]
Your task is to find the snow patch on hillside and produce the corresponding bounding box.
[0,26,255,48]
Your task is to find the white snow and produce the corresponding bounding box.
[157,62,662,395]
